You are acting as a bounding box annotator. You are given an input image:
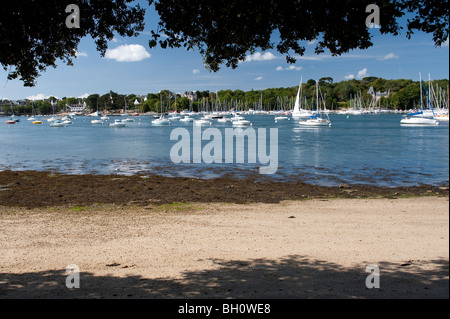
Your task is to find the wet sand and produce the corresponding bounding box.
[0,189,448,298]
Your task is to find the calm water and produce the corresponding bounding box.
[0,114,448,187]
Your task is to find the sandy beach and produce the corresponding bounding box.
[0,196,448,299]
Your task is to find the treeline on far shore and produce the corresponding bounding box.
[2,77,449,116]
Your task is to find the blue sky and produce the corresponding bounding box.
[0,3,448,100]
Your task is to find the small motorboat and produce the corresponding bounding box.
[179,116,194,122]
[50,120,67,127]
[32,120,43,125]
[274,116,289,122]
[108,119,127,127]
[217,117,232,123]
[194,119,212,126]
[47,116,59,122]
[6,119,16,124]
[232,119,252,127]
[91,119,103,124]
[152,117,170,126]
[231,115,245,121]
[299,117,332,127]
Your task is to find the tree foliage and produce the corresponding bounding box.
[3,77,449,115]
[1,0,144,86]
[0,1,448,87]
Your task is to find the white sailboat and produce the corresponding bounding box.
[152,94,171,125]
[28,102,38,121]
[299,81,332,127]
[401,73,439,126]
[292,77,314,119]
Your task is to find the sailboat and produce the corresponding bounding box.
[152,95,170,125]
[292,77,314,119]
[401,74,439,126]
[299,81,332,127]
[6,107,19,124]
[28,102,38,121]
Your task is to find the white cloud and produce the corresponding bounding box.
[357,68,369,79]
[379,53,398,61]
[344,74,355,80]
[27,94,49,101]
[307,40,317,46]
[254,76,263,81]
[75,51,88,57]
[244,52,277,62]
[193,69,200,74]
[276,65,302,71]
[295,55,329,61]
[105,44,151,62]
[78,93,90,99]
[442,38,449,48]
[295,53,402,61]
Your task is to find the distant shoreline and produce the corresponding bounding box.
[0,170,448,209]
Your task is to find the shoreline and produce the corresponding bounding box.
[0,170,448,208]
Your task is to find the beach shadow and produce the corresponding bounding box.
[0,255,448,299]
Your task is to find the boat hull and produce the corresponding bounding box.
[194,120,212,126]
[152,119,170,126]
[400,117,439,126]
[232,120,251,127]
[299,119,332,127]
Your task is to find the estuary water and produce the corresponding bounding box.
[0,113,448,187]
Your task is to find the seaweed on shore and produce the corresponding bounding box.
[0,170,448,209]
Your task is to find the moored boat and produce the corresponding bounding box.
[232,119,252,127]
[108,119,127,127]
[299,80,332,127]
[401,73,440,127]
[50,120,67,127]
[194,119,212,126]
[152,116,170,126]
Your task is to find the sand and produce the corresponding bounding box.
[0,197,448,299]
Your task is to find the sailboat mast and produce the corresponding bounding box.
[419,73,423,111]
[316,80,319,113]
